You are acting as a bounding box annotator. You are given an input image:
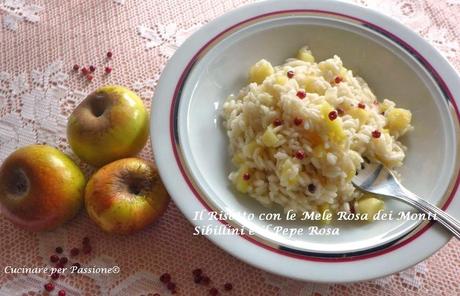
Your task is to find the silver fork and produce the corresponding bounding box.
[352,162,460,239]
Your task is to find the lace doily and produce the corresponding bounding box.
[0,0,44,31]
[1,0,459,295]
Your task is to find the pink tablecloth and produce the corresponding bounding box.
[1,0,459,295]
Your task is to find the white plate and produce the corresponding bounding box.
[151,0,460,282]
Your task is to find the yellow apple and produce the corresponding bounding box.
[67,85,149,167]
[0,145,85,231]
[84,158,170,234]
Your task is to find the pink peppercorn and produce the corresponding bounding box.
[273,118,283,127]
[160,273,171,283]
[295,150,305,160]
[372,130,381,138]
[328,111,338,121]
[50,255,59,263]
[296,90,306,99]
[287,71,294,78]
[242,173,250,181]
[294,117,303,126]
[224,283,233,291]
[192,268,202,276]
[59,257,68,265]
[44,283,54,292]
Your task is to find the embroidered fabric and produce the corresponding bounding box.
[0,0,44,31]
[0,0,459,295]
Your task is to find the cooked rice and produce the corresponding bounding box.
[222,46,412,213]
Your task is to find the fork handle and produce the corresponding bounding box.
[397,190,460,239]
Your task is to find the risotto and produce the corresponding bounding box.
[222,46,413,215]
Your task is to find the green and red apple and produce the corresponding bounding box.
[0,145,85,232]
[67,85,149,167]
[84,158,170,234]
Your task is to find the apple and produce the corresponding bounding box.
[0,145,85,232]
[67,85,149,167]
[84,158,170,234]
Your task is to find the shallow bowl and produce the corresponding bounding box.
[151,0,460,282]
